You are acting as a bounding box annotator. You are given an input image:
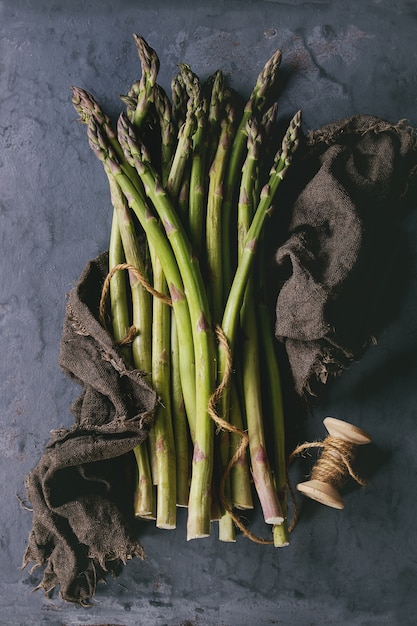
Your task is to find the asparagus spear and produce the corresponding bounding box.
[221,110,301,354]
[188,102,207,259]
[171,71,187,129]
[122,34,160,128]
[171,314,192,506]
[154,84,177,186]
[149,243,177,529]
[205,70,228,166]
[107,215,156,517]
[154,83,193,501]
[107,177,155,518]
[166,109,196,201]
[257,293,289,545]
[128,46,178,529]
[221,50,282,299]
[206,102,235,324]
[107,214,132,363]
[257,97,289,539]
[236,116,284,526]
[205,101,237,541]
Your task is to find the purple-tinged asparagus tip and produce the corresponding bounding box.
[107,158,122,177]
[133,155,146,175]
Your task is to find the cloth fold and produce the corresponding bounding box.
[274,114,417,396]
[23,252,157,604]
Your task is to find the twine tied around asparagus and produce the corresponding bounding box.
[99,262,172,340]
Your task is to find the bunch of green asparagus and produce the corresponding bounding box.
[72,35,301,546]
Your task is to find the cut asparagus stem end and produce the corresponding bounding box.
[273,522,290,547]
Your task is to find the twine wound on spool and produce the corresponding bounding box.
[290,417,371,509]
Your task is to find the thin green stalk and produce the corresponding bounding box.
[257,295,289,545]
[171,315,192,506]
[107,174,154,518]
[120,34,160,127]
[188,103,207,258]
[154,79,195,494]
[171,72,187,129]
[107,172,152,377]
[221,50,282,299]
[179,64,209,257]
[152,80,184,516]
[237,118,262,252]
[205,70,228,166]
[108,213,131,363]
[229,381,253,510]
[154,84,177,186]
[213,108,244,542]
[166,110,196,200]
[220,110,301,355]
[206,104,235,324]
[236,116,283,526]
[232,117,261,516]
[108,214,154,516]
[241,278,283,525]
[150,245,177,529]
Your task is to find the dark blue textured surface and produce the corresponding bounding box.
[1,1,417,624]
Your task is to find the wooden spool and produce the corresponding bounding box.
[296,417,371,509]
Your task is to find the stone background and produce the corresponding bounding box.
[1,1,417,624]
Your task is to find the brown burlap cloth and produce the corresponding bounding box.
[22,254,157,604]
[275,114,416,396]
[22,114,417,604]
